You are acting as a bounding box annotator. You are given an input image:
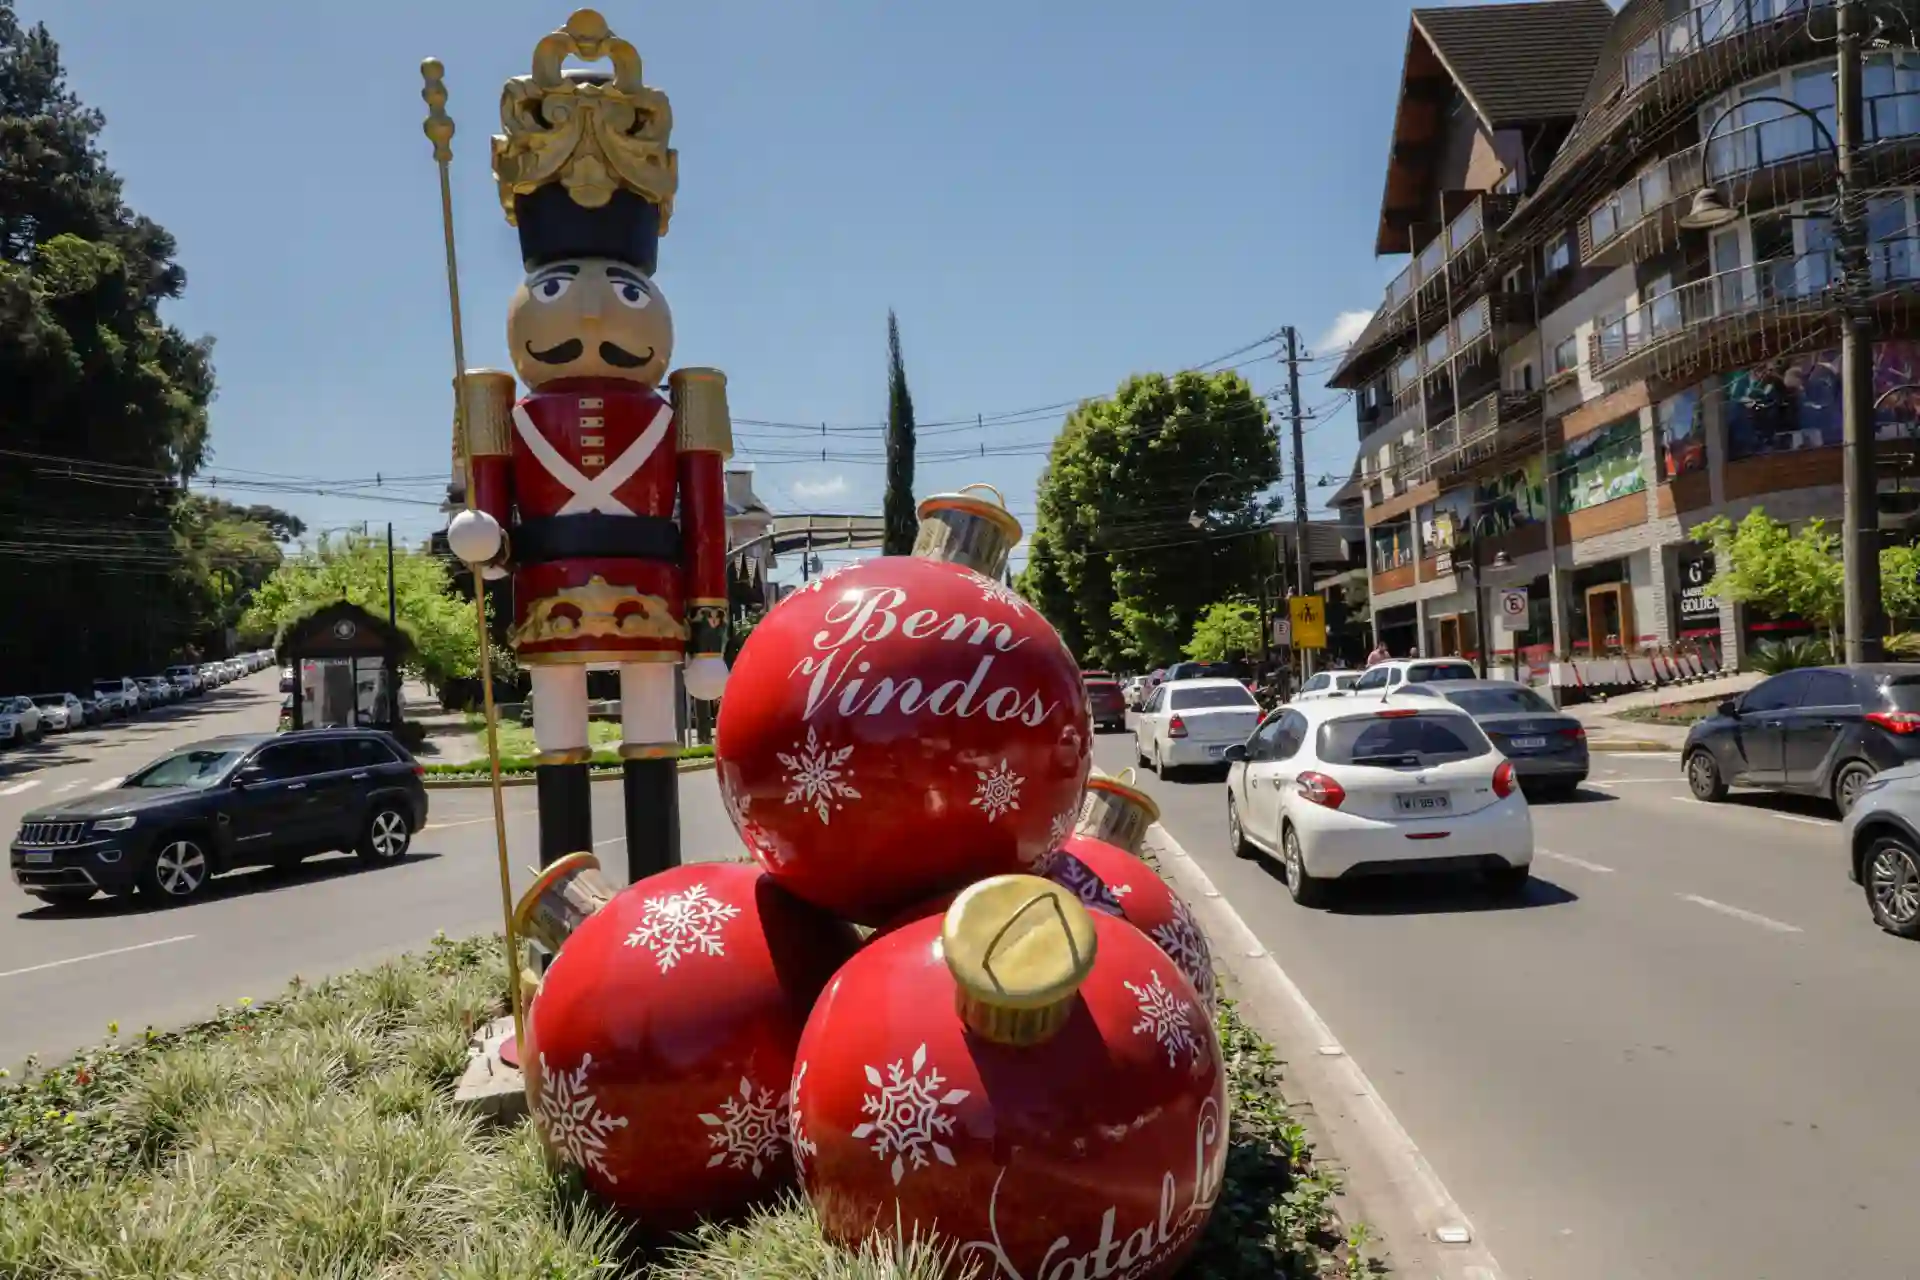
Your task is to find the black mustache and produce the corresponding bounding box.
[526,338,583,364]
[600,342,653,369]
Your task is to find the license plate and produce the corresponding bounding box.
[1207,744,1227,757]
[24,852,51,864]
[1510,736,1547,750]
[1396,793,1451,814]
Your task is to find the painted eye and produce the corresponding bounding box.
[613,281,651,309]
[532,276,573,302]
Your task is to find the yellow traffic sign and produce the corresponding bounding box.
[1288,595,1327,649]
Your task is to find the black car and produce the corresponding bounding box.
[1682,664,1920,815]
[9,729,428,908]
[1163,660,1239,683]
[1401,679,1589,797]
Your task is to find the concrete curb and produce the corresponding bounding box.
[423,758,717,790]
[1140,820,1507,1280]
[1588,740,1683,753]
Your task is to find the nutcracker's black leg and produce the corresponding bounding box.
[623,756,680,881]
[536,763,592,867]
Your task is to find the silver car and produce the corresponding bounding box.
[1841,761,1920,939]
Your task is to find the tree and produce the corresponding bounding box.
[1186,597,1262,663]
[1692,508,1843,647]
[1026,370,1278,670]
[882,310,917,555]
[240,534,495,686]
[0,2,224,684]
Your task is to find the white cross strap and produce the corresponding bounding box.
[513,401,674,517]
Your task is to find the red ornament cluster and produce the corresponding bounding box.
[518,490,1230,1274]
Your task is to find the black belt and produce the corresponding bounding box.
[511,515,681,565]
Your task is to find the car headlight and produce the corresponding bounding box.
[91,816,137,833]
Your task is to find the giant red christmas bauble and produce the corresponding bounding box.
[716,509,1092,924]
[522,861,859,1231]
[791,875,1227,1279]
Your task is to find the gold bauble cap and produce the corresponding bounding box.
[512,850,612,953]
[913,483,1025,578]
[1086,769,1160,827]
[1076,768,1160,856]
[943,874,1097,1046]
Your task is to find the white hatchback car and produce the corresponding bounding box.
[1134,678,1263,776]
[1223,695,1532,905]
[1294,670,1363,701]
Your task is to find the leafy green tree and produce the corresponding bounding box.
[240,534,495,686]
[1027,370,1278,669]
[1692,508,1843,647]
[882,311,917,556]
[1881,542,1920,631]
[1186,597,1262,663]
[0,2,225,684]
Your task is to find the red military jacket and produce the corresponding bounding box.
[470,375,724,665]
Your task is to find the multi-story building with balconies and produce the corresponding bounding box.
[1332,0,1920,678]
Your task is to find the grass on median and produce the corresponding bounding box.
[422,744,715,778]
[0,934,1377,1280]
[461,714,625,761]
[1613,697,1724,727]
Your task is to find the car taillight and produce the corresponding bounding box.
[1866,710,1920,735]
[1561,725,1587,741]
[1377,708,1419,719]
[1295,771,1346,809]
[413,764,426,778]
[1167,715,1188,738]
[1493,760,1517,798]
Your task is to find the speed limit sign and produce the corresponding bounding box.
[1496,588,1530,632]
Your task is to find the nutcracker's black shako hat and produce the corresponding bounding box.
[494,12,678,277]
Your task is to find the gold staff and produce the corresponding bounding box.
[420,57,525,1049]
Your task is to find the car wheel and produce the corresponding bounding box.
[1282,825,1327,907]
[1227,792,1253,859]
[1833,762,1875,816]
[1685,749,1727,802]
[30,887,96,909]
[1865,835,1920,940]
[357,805,412,864]
[1485,864,1531,898]
[140,837,211,903]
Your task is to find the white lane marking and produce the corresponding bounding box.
[420,816,503,832]
[1538,848,1616,874]
[592,836,626,847]
[1121,773,1505,1278]
[1772,813,1833,828]
[1676,894,1802,934]
[89,778,122,793]
[0,780,40,796]
[1677,798,1833,827]
[1586,778,1682,787]
[53,780,82,794]
[0,934,197,981]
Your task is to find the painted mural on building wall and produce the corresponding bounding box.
[1371,524,1414,574]
[1555,416,1646,514]
[1471,456,1547,536]
[1419,488,1474,551]
[1658,387,1705,478]
[1724,340,1920,460]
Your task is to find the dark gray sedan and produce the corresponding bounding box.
[1400,679,1588,798]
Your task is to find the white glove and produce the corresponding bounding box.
[447,509,504,566]
[685,655,730,701]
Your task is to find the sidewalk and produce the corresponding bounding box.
[1566,671,1760,752]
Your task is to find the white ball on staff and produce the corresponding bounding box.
[447,509,504,565]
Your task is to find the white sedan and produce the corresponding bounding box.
[1134,678,1263,776]
[1223,695,1532,905]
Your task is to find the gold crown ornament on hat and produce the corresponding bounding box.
[492,8,678,230]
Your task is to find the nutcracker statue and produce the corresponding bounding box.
[438,8,732,879]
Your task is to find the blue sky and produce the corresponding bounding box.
[26,0,1459,578]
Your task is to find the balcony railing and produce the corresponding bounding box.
[1623,0,1833,95]
[1588,236,1920,379]
[1448,199,1484,257]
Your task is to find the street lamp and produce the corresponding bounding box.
[1680,2,1882,662]
[1187,472,1239,529]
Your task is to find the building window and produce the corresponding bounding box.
[1495,167,1521,195]
[1551,334,1580,378]
[1544,232,1574,275]
[1511,361,1536,392]
[1503,265,1526,295]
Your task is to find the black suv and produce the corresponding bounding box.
[1683,663,1920,815]
[9,730,428,908]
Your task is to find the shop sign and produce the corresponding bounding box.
[1678,553,1719,622]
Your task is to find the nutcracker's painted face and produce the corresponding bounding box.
[508,257,674,389]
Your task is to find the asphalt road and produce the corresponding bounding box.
[0,671,745,1070]
[1093,727,1920,1280]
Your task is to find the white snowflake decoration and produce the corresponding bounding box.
[788,1061,817,1178]
[1048,851,1125,917]
[699,1076,788,1179]
[1046,807,1075,850]
[622,883,741,973]
[968,568,1030,616]
[851,1043,971,1186]
[1123,969,1204,1070]
[1112,883,1135,898]
[971,759,1024,822]
[1152,895,1216,1011]
[778,725,862,824]
[534,1052,628,1183]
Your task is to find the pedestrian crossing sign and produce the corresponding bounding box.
[1288,596,1326,649]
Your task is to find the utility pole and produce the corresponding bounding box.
[1837,0,1884,662]
[386,522,399,728]
[1283,326,1313,678]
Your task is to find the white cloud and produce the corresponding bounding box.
[791,474,849,501]
[1314,310,1374,356]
